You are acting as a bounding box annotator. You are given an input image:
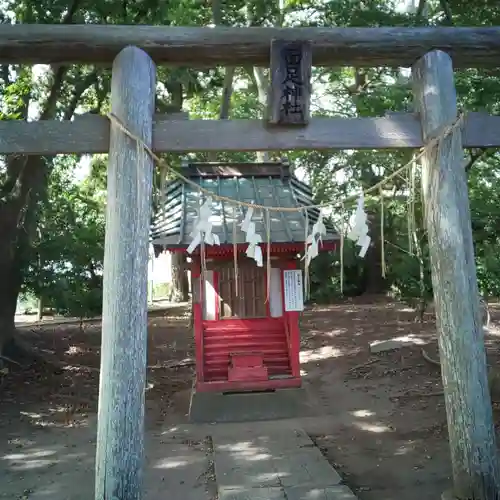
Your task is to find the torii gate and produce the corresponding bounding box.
[1,24,499,500]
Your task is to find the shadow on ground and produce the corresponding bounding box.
[1,418,215,500]
[1,298,500,500]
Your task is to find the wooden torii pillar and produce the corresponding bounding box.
[412,50,500,500]
[95,46,156,500]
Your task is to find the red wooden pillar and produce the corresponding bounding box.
[191,256,204,386]
[282,258,301,379]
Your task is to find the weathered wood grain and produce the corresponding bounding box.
[0,112,186,155]
[268,40,312,125]
[1,111,499,154]
[95,46,156,500]
[182,162,291,178]
[413,50,500,500]
[1,25,500,67]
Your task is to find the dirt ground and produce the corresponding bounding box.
[1,297,500,500]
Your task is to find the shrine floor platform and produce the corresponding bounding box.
[189,386,315,423]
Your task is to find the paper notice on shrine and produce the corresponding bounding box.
[283,269,304,312]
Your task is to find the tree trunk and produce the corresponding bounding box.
[244,2,270,163]
[363,247,386,294]
[362,209,388,294]
[252,66,270,163]
[170,252,189,302]
[0,154,49,359]
[0,79,98,360]
[207,66,235,162]
[0,259,23,359]
[0,2,91,361]
[207,0,235,162]
[162,80,190,302]
[413,222,429,322]
[37,297,44,322]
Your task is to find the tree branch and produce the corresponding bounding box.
[38,0,84,119]
[342,68,386,99]
[207,0,235,162]
[165,80,183,111]
[219,67,235,120]
[438,0,453,25]
[0,155,28,200]
[40,66,67,120]
[212,0,222,25]
[61,0,82,24]
[122,0,128,23]
[0,63,92,197]
[416,0,427,22]
[39,0,85,120]
[63,70,99,121]
[133,0,160,23]
[342,69,366,96]
[464,148,491,172]
[250,66,269,162]
[1,64,9,85]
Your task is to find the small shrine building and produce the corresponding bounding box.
[151,161,339,393]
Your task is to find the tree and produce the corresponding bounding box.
[0,0,213,361]
[2,0,500,364]
[22,156,106,320]
[0,9,102,359]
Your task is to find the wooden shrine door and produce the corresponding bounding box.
[218,260,267,319]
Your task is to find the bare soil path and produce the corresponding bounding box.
[1,298,499,500]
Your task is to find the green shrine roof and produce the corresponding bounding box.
[151,161,339,249]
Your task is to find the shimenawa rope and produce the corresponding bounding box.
[106,112,465,214]
[107,111,465,298]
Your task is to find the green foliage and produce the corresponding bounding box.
[292,0,500,308]
[1,0,217,320]
[469,159,500,297]
[22,156,105,318]
[308,240,365,303]
[149,282,172,301]
[387,237,433,311]
[3,0,500,323]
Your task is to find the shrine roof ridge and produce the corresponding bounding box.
[151,161,339,249]
[180,161,291,180]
